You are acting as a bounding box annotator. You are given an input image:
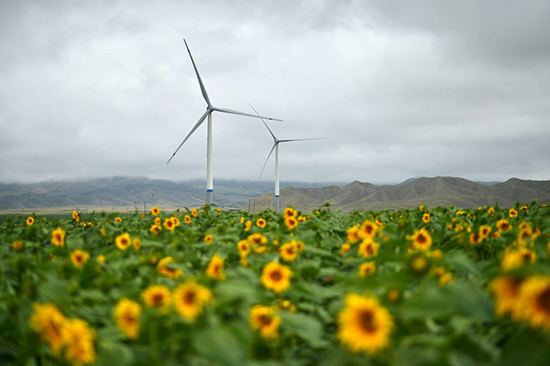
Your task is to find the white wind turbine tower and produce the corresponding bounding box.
[249,103,324,214]
[167,40,282,205]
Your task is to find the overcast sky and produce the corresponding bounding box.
[1,0,550,186]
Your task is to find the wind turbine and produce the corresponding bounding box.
[249,103,324,214]
[167,39,282,205]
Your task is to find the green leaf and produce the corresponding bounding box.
[279,312,329,348]
[193,325,248,366]
[95,340,134,366]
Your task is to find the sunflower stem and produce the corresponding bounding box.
[150,321,158,362]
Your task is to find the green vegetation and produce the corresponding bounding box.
[1,203,550,365]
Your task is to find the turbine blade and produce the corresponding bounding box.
[183,39,212,107]
[259,143,277,180]
[166,110,210,165]
[247,102,277,140]
[278,137,325,143]
[213,106,283,121]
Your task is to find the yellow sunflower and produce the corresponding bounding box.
[173,280,213,321]
[205,254,226,281]
[501,247,536,271]
[114,217,122,223]
[12,240,23,251]
[157,256,184,280]
[61,318,96,365]
[358,238,379,258]
[163,218,176,231]
[115,233,131,251]
[346,226,361,243]
[26,216,35,226]
[204,234,214,244]
[141,285,172,314]
[237,240,251,256]
[244,220,252,232]
[479,225,492,239]
[151,206,160,216]
[249,305,281,339]
[248,233,268,246]
[407,228,432,251]
[256,218,267,228]
[184,215,192,224]
[509,208,518,218]
[337,293,394,355]
[358,220,378,240]
[279,241,299,262]
[358,261,376,277]
[71,249,90,268]
[283,207,296,219]
[51,227,66,247]
[496,219,512,232]
[422,213,430,224]
[29,303,67,355]
[261,261,292,293]
[340,243,351,256]
[489,276,524,317]
[171,216,180,227]
[191,208,199,217]
[133,238,141,251]
[285,216,298,230]
[114,299,141,340]
[513,276,550,330]
[469,231,483,245]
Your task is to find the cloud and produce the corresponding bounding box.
[1,0,549,185]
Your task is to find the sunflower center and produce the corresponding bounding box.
[259,314,273,326]
[270,270,283,282]
[152,293,164,305]
[184,290,197,305]
[417,234,426,243]
[358,309,376,333]
[536,288,550,314]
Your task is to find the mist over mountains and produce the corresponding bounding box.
[1,176,549,213]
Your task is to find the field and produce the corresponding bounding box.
[1,203,550,365]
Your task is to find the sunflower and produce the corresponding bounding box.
[422,213,430,224]
[469,231,483,245]
[173,280,213,321]
[29,303,67,355]
[358,220,378,240]
[149,224,161,234]
[248,233,268,246]
[501,247,536,270]
[357,238,379,258]
[407,228,432,251]
[479,225,492,239]
[346,226,361,243]
[141,285,172,313]
[237,240,251,256]
[513,276,550,330]
[337,293,394,355]
[51,227,66,247]
[115,233,131,251]
[496,219,512,232]
[133,238,141,250]
[249,305,281,339]
[71,249,90,268]
[488,207,495,215]
[261,262,292,294]
[163,218,176,230]
[191,208,199,217]
[283,207,296,219]
[285,216,298,230]
[151,206,160,216]
[340,243,351,256]
[71,210,80,222]
[509,208,518,218]
[114,299,141,340]
[97,255,106,264]
[205,254,226,281]
[114,217,122,223]
[171,216,180,227]
[26,216,35,226]
[409,254,429,274]
[154,217,161,226]
[489,276,524,317]
[204,234,214,244]
[184,215,192,224]
[244,220,252,232]
[61,318,96,365]
[157,256,184,280]
[359,261,376,277]
[12,240,23,251]
[256,218,267,228]
[279,241,299,262]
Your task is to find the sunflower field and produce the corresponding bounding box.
[1,203,550,366]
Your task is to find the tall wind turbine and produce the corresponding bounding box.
[249,103,324,214]
[167,40,282,205]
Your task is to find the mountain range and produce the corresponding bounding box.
[1,176,549,214]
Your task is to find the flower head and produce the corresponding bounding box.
[115,233,131,251]
[114,299,141,340]
[261,262,292,294]
[337,294,394,355]
[249,305,281,339]
[513,276,550,331]
[151,206,160,216]
[142,285,172,314]
[26,216,35,226]
[359,261,376,277]
[173,281,213,320]
[51,227,66,247]
[358,238,379,258]
[205,254,226,281]
[29,303,67,354]
[407,228,432,251]
[157,256,184,280]
[61,318,96,365]
[71,250,90,268]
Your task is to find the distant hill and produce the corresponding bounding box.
[0,177,343,213]
[247,177,550,212]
